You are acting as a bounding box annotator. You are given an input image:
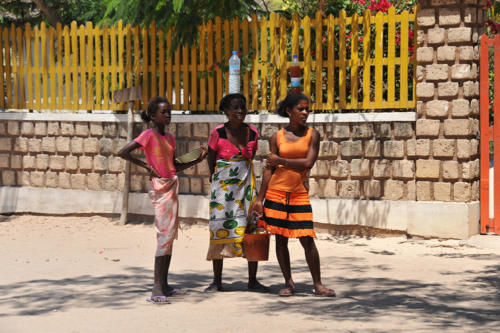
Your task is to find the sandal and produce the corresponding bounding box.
[248,281,270,293]
[204,282,223,293]
[314,287,336,297]
[146,295,170,305]
[278,286,295,297]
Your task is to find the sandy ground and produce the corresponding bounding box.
[0,215,499,333]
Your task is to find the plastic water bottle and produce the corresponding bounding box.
[290,54,301,94]
[228,50,241,94]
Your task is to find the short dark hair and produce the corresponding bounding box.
[277,93,309,117]
[141,96,170,122]
[219,93,246,112]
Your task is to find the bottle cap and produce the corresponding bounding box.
[232,50,237,55]
[293,54,298,59]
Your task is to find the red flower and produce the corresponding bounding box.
[311,50,316,57]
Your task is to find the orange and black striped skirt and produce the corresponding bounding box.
[258,189,316,238]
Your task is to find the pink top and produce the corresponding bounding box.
[134,129,176,178]
[208,123,259,160]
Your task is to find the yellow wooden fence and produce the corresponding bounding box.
[0,7,416,112]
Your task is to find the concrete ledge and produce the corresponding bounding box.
[0,186,479,239]
[0,111,417,123]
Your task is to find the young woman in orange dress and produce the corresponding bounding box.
[252,93,336,297]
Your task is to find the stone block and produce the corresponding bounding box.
[41,137,56,153]
[437,46,456,62]
[416,47,434,63]
[56,137,70,153]
[392,160,415,179]
[130,174,143,192]
[13,138,27,153]
[178,177,189,194]
[90,123,103,136]
[99,138,114,155]
[318,141,338,158]
[448,27,471,44]
[458,46,475,61]
[79,156,93,170]
[0,154,9,168]
[416,160,440,179]
[444,119,473,137]
[417,181,432,201]
[103,123,117,137]
[70,138,84,154]
[36,154,49,170]
[197,160,210,177]
[74,123,89,136]
[463,81,479,97]
[87,173,102,190]
[433,139,455,157]
[363,180,381,199]
[322,179,337,198]
[426,100,449,118]
[193,123,209,138]
[416,139,431,157]
[464,7,477,24]
[7,121,19,135]
[0,122,5,135]
[462,160,479,180]
[330,160,348,178]
[310,160,329,177]
[10,155,22,169]
[352,123,373,139]
[113,139,127,155]
[451,64,475,80]
[434,182,451,202]
[373,160,391,179]
[437,82,458,98]
[49,156,65,171]
[93,155,108,171]
[118,123,127,138]
[417,8,435,27]
[58,172,71,189]
[261,124,279,139]
[176,123,191,138]
[416,119,440,137]
[190,177,203,194]
[364,140,381,158]
[1,170,16,186]
[384,180,405,200]
[407,180,416,200]
[451,99,470,117]
[34,122,47,136]
[101,174,117,191]
[454,182,471,202]
[416,83,435,98]
[416,66,425,82]
[256,140,269,157]
[0,138,11,152]
[471,180,479,201]
[457,140,471,159]
[471,139,479,157]
[383,141,404,158]
[60,122,74,136]
[71,174,86,190]
[21,122,34,135]
[330,124,350,139]
[65,156,78,171]
[45,171,58,188]
[375,123,391,138]
[427,28,445,45]
[47,122,59,135]
[442,161,459,180]
[426,64,448,81]
[341,141,362,157]
[108,157,124,172]
[30,171,45,187]
[28,139,41,153]
[23,156,36,169]
[470,99,479,115]
[394,123,413,139]
[182,165,196,176]
[83,138,100,154]
[16,171,30,186]
[438,8,461,26]
[350,159,370,178]
[338,180,360,198]
[407,139,417,157]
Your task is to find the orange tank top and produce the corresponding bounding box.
[267,127,312,193]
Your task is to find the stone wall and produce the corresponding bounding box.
[415,0,483,202]
[0,114,429,202]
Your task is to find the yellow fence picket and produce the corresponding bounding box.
[0,7,416,112]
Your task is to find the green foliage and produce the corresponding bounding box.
[102,0,262,55]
